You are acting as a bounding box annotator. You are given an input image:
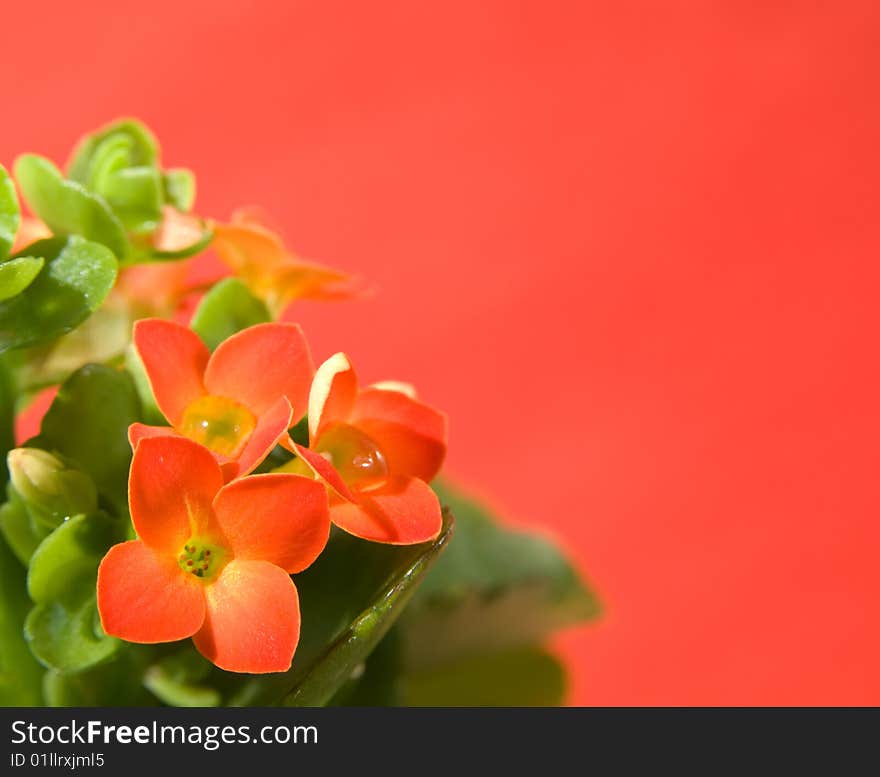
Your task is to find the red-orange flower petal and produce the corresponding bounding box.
[97,541,206,643]
[129,436,224,552]
[224,396,293,480]
[292,442,358,502]
[133,319,209,425]
[204,322,314,419]
[309,352,358,441]
[193,559,300,674]
[351,388,448,482]
[329,476,443,545]
[128,422,181,450]
[213,473,329,573]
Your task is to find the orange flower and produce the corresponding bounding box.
[97,436,329,673]
[212,209,363,317]
[129,319,314,480]
[289,353,447,545]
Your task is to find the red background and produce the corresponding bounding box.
[2,1,878,704]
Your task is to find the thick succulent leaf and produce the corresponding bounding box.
[25,594,120,673]
[0,256,45,301]
[143,647,221,707]
[66,119,159,184]
[191,278,271,350]
[97,166,163,234]
[0,489,45,565]
[0,165,20,260]
[27,512,120,603]
[24,512,123,673]
[0,358,14,486]
[31,365,141,513]
[14,155,129,259]
[400,647,566,706]
[398,481,600,668]
[224,513,454,706]
[0,236,117,353]
[163,169,196,212]
[0,530,44,704]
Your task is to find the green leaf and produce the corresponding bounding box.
[143,648,222,707]
[97,166,163,234]
[226,513,454,706]
[163,168,196,212]
[33,364,141,513]
[0,164,20,261]
[25,594,119,673]
[0,256,44,301]
[0,236,117,353]
[24,512,123,673]
[26,512,119,603]
[400,647,566,706]
[191,278,271,350]
[67,119,159,185]
[0,529,44,704]
[0,489,45,565]
[14,155,129,259]
[44,652,157,707]
[0,357,15,487]
[399,481,600,668]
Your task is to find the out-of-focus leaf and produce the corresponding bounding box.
[400,647,566,706]
[66,119,158,185]
[0,357,14,486]
[0,164,20,260]
[24,512,123,673]
[163,169,196,212]
[98,166,163,234]
[399,481,600,668]
[191,278,271,351]
[0,256,44,301]
[0,529,44,705]
[32,364,141,513]
[44,655,157,707]
[225,513,454,706]
[0,236,117,353]
[15,155,129,259]
[144,647,221,707]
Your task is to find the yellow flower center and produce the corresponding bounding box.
[177,539,227,581]
[179,395,256,458]
[317,423,389,489]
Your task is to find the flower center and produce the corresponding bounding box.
[317,423,388,488]
[179,395,256,458]
[178,538,226,581]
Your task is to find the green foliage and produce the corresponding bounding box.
[225,514,454,706]
[0,236,117,354]
[0,257,45,302]
[0,530,44,705]
[400,647,567,706]
[24,512,123,673]
[31,364,141,514]
[399,481,600,669]
[143,647,221,707]
[191,278,271,350]
[0,165,21,260]
[17,119,206,264]
[15,155,130,259]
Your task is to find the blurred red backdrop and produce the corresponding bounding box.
[2,1,878,704]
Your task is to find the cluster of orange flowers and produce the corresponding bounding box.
[76,213,447,675]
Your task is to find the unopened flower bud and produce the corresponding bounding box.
[7,448,97,525]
